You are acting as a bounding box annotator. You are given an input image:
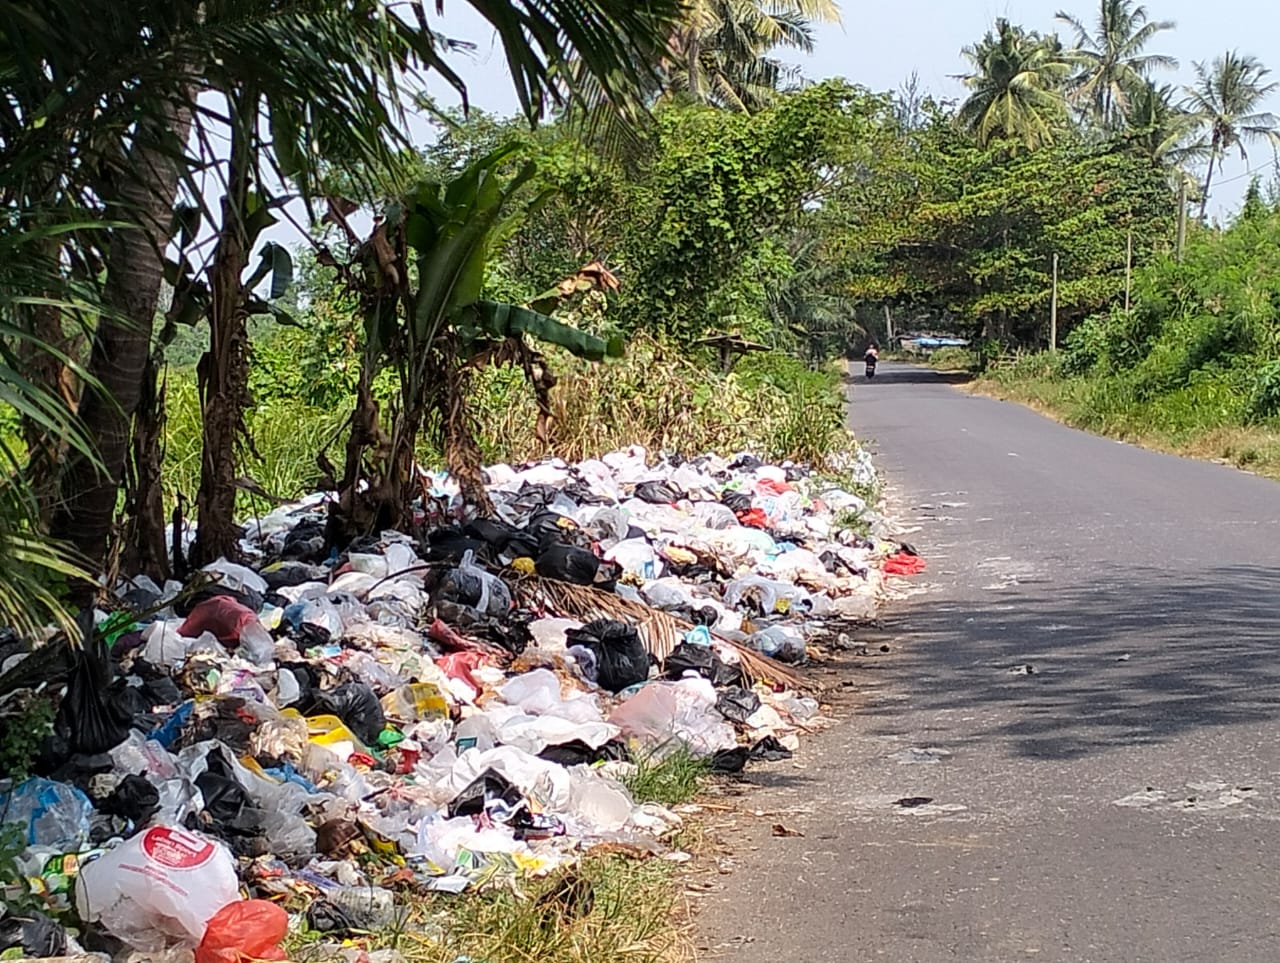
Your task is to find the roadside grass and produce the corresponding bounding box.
[285,855,689,963]
[281,752,710,963]
[623,747,711,807]
[972,361,1280,480]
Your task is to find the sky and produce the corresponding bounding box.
[424,0,1280,220]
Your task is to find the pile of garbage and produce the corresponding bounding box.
[0,446,918,960]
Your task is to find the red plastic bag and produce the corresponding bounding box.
[436,650,488,698]
[179,596,257,646]
[883,552,927,576]
[195,900,288,963]
[736,508,769,529]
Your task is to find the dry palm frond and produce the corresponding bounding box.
[516,576,812,692]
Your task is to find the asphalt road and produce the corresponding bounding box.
[699,363,1280,963]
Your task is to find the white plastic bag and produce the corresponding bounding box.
[75,825,239,950]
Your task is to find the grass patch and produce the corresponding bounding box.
[973,358,1280,481]
[285,855,687,963]
[623,747,710,808]
[925,346,977,372]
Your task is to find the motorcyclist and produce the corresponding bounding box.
[864,342,879,365]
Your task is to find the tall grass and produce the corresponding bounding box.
[160,339,856,514]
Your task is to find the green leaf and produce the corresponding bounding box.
[475,301,616,361]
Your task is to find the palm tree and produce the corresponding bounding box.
[666,0,841,111]
[1123,81,1207,168]
[956,19,1072,149]
[5,0,683,573]
[1056,0,1177,129]
[1184,50,1280,220]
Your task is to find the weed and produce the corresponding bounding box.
[623,747,709,807]
[0,689,55,782]
[285,856,685,963]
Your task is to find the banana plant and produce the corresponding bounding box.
[334,145,622,539]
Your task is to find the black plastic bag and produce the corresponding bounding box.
[448,768,525,818]
[525,511,575,550]
[314,682,386,745]
[98,773,160,824]
[56,613,128,756]
[281,518,328,562]
[663,643,743,688]
[0,909,67,958]
[709,746,749,773]
[634,481,681,504]
[262,560,326,590]
[565,619,650,692]
[720,490,753,514]
[423,527,487,563]
[539,740,629,768]
[715,686,761,725]
[535,544,600,585]
[749,735,794,762]
[194,748,264,838]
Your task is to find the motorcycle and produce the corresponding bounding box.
[864,353,877,379]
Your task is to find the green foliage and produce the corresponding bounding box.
[621,81,885,342]
[0,690,55,781]
[987,205,1280,469]
[623,747,709,806]
[844,115,1176,343]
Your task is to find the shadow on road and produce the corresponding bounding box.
[869,565,1280,761]
[846,365,972,387]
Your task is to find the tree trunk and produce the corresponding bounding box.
[121,355,171,581]
[192,99,252,566]
[20,296,82,529]
[51,101,194,575]
[1199,155,1216,222]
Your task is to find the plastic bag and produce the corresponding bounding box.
[884,551,927,576]
[604,539,662,580]
[438,550,512,617]
[195,900,288,963]
[746,625,807,663]
[714,686,762,725]
[0,777,93,849]
[75,825,240,950]
[565,620,650,693]
[634,481,681,504]
[313,683,386,746]
[202,558,269,595]
[535,544,600,585]
[179,596,257,646]
[662,643,742,688]
[0,908,67,958]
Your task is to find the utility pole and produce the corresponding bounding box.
[1049,253,1059,353]
[1176,180,1187,262]
[1125,231,1133,312]
[883,304,894,343]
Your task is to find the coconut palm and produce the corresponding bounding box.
[0,0,683,572]
[1056,0,1177,129]
[1123,81,1207,168]
[956,19,1072,149]
[666,0,842,111]
[1184,50,1280,220]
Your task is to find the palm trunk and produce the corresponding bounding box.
[1198,154,1217,222]
[121,355,171,581]
[51,100,194,574]
[192,95,252,566]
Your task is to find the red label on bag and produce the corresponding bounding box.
[140,826,216,869]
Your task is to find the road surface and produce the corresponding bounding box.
[699,363,1280,963]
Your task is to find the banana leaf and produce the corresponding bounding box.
[473,301,623,361]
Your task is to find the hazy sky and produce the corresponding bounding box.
[426,0,1280,218]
